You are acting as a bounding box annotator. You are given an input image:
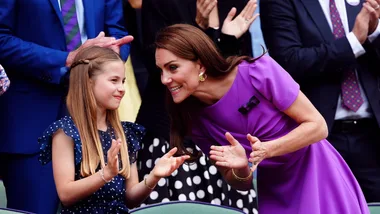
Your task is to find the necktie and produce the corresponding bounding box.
[330,0,364,112]
[60,0,82,52]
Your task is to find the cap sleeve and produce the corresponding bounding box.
[122,122,145,163]
[38,116,82,166]
[248,55,300,111]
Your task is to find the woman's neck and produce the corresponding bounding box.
[96,108,107,131]
[193,66,237,105]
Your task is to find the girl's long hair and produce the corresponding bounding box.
[155,24,265,160]
[66,46,131,178]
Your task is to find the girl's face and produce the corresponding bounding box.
[92,60,126,111]
[155,48,204,104]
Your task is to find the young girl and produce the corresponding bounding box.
[38,46,190,213]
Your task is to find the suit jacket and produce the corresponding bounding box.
[0,0,129,154]
[260,0,380,131]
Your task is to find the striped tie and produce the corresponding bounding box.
[61,0,82,52]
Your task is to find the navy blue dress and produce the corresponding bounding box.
[38,116,145,214]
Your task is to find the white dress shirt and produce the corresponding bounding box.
[319,0,380,120]
[57,0,88,44]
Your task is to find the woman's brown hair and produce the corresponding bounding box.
[66,46,131,178]
[155,24,265,160]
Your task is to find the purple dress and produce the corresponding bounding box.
[192,56,369,214]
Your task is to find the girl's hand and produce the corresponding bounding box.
[104,139,121,180]
[152,147,190,178]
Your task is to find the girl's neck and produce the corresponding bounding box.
[97,108,107,131]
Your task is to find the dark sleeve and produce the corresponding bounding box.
[260,0,356,81]
[121,122,145,163]
[105,0,130,61]
[203,28,242,57]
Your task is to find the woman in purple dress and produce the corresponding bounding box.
[154,24,369,214]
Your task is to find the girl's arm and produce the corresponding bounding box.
[124,147,189,208]
[52,130,119,206]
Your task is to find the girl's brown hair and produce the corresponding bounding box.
[155,24,265,160]
[66,46,131,178]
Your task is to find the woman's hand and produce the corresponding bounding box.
[152,147,190,178]
[247,134,271,166]
[104,139,122,180]
[195,0,217,29]
[221,0,259,39]
[209,132,249,169]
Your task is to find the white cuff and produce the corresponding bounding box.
[347,32,366,58]
[368,19,380,43]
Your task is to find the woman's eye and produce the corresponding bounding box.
[111,79,118,82]
[169,65,177,71]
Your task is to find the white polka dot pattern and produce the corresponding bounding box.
[37,116,146,213]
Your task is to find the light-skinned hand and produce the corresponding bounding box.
[221,0,259,39]
[195,0,218,29]
[209,132,249,170]
[151,147,190,178]
[352,3,372,44]
[103,139,122,181]
[247,134,270,167]
[365,0,380,34]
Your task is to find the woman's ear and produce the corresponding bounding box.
[197,60,206,74]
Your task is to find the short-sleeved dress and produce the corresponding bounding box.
[38,116,145,214]
[192,56,369,214]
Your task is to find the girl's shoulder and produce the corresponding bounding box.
[38,116,82,165]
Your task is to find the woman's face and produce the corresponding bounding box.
[156,48,204,103]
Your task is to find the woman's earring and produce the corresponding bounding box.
[199,72,207,82]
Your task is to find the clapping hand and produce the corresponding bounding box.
[195,0,218,29]
[364,0,380,34]
[103,139,122,180]
[221,0,259,39]
[151,147,190,178]
[247,134,269,166]
[209,132,249,170]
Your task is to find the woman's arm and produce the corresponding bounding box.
[52,130,118,207]
[249,92,328,163]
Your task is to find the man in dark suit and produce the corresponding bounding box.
[0,1,131,213]
[260,0,380,202]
